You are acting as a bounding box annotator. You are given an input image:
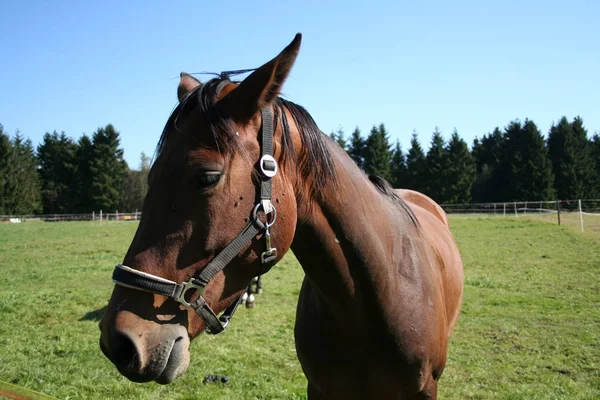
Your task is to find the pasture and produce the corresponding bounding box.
[0,217,598,399]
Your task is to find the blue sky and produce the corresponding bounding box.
[1,1,598,168]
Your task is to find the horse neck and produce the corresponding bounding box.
[290,141,415,316]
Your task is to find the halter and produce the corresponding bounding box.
[111,107,278,335]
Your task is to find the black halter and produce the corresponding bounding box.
[111,107,278,335]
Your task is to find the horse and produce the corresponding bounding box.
[99,33,464,399]
[241,275,262,308]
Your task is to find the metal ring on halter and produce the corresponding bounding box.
[252,202,277,227]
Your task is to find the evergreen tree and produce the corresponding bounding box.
[347,127,365,169]
[0,125,13,214]
[119,152,151,212]
[89,124,128,212]
[424,128,448,202]
[329,126,347,151]
[363,123,392,180]
[548,117,593,200]
[390,140,407,188]
[571,117,597,198]
[471,127,504,202]
[405,131,426,192]
[8,134,41,214]
[591,133,600,197]
[37,131,78,213]
[445,129,475,203]
[499,119,554,201]
[75,134,94,212]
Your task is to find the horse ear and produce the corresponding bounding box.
[177,73,201,102]
[220,33,302,122]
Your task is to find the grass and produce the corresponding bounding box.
[0,217,598,399]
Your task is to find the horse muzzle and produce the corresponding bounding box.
[100,310,190,384]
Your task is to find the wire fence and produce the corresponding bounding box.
[3,200,600,234]
[440,199,600,234]
[0,211,141,223]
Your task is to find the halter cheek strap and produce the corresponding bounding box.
[111,107,278,334]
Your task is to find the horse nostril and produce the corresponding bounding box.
[112,332,141,372]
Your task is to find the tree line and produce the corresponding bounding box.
[331,116,599,204]
[1,115,599,215]
[0,123,149,215]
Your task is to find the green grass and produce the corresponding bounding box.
[0,218,598,399]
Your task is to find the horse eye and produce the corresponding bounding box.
[197,173,221,188]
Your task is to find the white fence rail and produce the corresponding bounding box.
[0,211,141,223]
[440,199,600,233]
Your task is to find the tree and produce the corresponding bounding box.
[445,129,475,203]
[37,131,78,213]
[363,123,392,180]
[424,128,448,202]
[571,117,597,198]
[499,119,554,201]
[390,140,407,188]
[0,125,13,214]
[75,135,94,212]
[329,126,347,151]
[471,128,504,202]
[548,117,594,199]
[89,124,128,212]
[9,134,41,214]
[347,127,365,169]
[405,131,426,192]
[592,133,600,198]
[119,152,151,212]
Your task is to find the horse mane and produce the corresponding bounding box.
[155,77,337,200]
[368,175,419,227]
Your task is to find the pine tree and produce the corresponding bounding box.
[363,123,392,180]
[37,131,79,213]
[347,127,365,169]
[571,117,597,198]
[8,134,41,214]
[424,128,448,202]
[499,119,553,201]
[75,135,94,212]
[471,127,504,202]
[0,125,13,214]
[119,152,151,211]
[329,126,347,151]
[591,133,600,198]
[390,140,407,188]
[405,131,426,192]
[547,117,595,200]
[445,129,475,203]
[89,124,128,212]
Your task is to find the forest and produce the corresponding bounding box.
[1,116,598,215]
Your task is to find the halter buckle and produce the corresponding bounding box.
[259,155,278,178]
[176,279,205,308]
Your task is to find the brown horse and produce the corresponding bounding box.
[99,34,463,399]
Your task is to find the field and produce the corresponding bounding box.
[0,217,599,399]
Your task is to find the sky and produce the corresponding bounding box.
[1,0,599,168]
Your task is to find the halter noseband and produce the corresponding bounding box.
[111,107,278,335]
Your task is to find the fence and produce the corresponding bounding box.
[0,211,141,223]
[440,199,600,234]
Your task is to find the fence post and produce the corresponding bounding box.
[92,211,95,221]
[100,209,103,222]
[503,203,506,217]
[514,201,517,217]
[579,199,584,232]
[494,203,496,214]
[116,210,119,221]
[556,200,561,225]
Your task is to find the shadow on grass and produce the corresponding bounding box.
[80,306,106,322]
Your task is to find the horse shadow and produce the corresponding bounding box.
[80,306,106,322]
